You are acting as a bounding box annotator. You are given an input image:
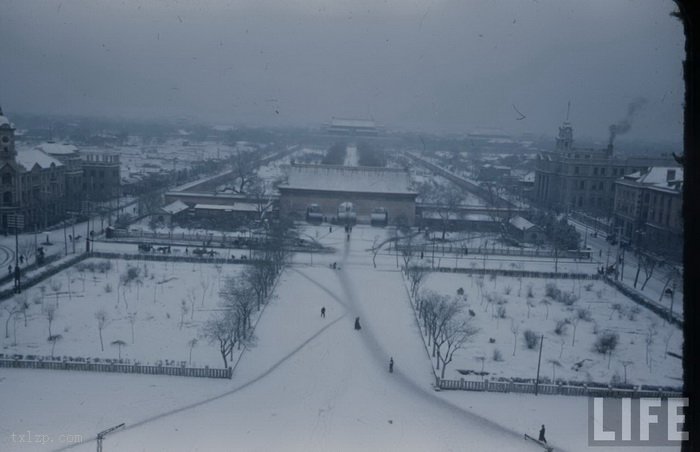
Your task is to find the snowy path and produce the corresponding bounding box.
[40,231,539,451]
[5,225,676,451]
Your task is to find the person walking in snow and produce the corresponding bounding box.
[538,424,547,444]
[354,317,361,330]
[321,307,326,318]
[389,357,394,373]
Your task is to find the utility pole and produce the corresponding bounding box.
[534,333,544,396]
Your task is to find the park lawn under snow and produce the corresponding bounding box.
[420,272,683,388]
[0,258,245,368]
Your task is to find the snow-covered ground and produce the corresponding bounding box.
[420,272,682,387]
[0,224,682,451]
[0,259,240,368]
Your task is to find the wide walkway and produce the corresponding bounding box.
[51,225,536,452]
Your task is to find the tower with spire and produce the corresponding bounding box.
[0,105,17,162]
[555,101,573,152]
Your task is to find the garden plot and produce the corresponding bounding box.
[0,258,244,368]
[420,273,683,388]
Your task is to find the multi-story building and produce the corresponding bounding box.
[613,167,683,260]
[36,143,84,214]
[534,120,673,217]
[0,108,66,232]
[81,153,121,202]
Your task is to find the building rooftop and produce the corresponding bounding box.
[162,200,189,215]
[16,149,64,171]
[279,164,416,195]
[329,118,376,129]
[35,142,80,156]
[621,166,683,192]
[509,215,537,231]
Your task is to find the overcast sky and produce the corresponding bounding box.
[0,0,684,142]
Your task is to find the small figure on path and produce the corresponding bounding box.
[420,251,424,259]
[8,264,12,276]
[539,424,547,444]
[321,307,326,318]
[354,317,361,330]
[185,247,189,255]
[389,357,394,373]
[329,226,332,233]
[332,262,337,270]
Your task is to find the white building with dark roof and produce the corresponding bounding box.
[613,166,683,260]
[277,164,417,225]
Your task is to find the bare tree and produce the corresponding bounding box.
[437,317,480,378]
[48,334,63,358]
[179,300,189,329]
[45,304,57,339]
[510,319,520,356]
[187,338,198,365]
[548,359,562,382]
[220,276,256,339]
[95,310,108,351]
[50,280,62,307]
[127,312,137,344]
[405,265,428,301]
[111,339,127,360]
[231,149,261,193]
[540,298,551,320]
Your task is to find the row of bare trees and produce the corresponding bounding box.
[415,290,480,378]
[202,221,293,368]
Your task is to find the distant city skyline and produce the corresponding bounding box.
[0,1,684,143]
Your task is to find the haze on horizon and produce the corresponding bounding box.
[0,0,684,143]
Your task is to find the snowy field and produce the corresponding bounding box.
[419,273,683,387]
[0,259,243,368]
[0,225,682,451]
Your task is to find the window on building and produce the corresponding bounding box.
[593,167,598,175]
[574,166,579,175]
[601,168,606,176]
[1,174,11,185]
[2,191,11,205]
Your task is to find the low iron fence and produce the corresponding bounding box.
[436,377,682,398]
[0,357,232,379]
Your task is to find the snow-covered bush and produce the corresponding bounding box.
[577,308,592,322]
[523,329,539,349]
[493,349,503,362]
[554,319,569,335]
[594,332,619,354]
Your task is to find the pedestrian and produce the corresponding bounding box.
[420,251,424,259]
[354,317,361,330]
[329,226,332,233]
[539,424,547,444]
[185,247,189,255]
[321,307,326,318]
[8,264,12,276]
[389,357,394,373]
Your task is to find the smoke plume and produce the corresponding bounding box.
[608,97,648,147]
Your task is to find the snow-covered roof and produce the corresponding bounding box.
[194,203,258,212]
[330,118,376,128]
[508,216,537,231]
[35,142,80,156]
[16,149,64,171]
[621,166,683,192]
[279,164,416,195]
[519,172,535,183]
[0,115,11,128]
[162,200,189,215]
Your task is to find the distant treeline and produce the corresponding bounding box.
[356,141,386,167]
[322,142,347,165]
